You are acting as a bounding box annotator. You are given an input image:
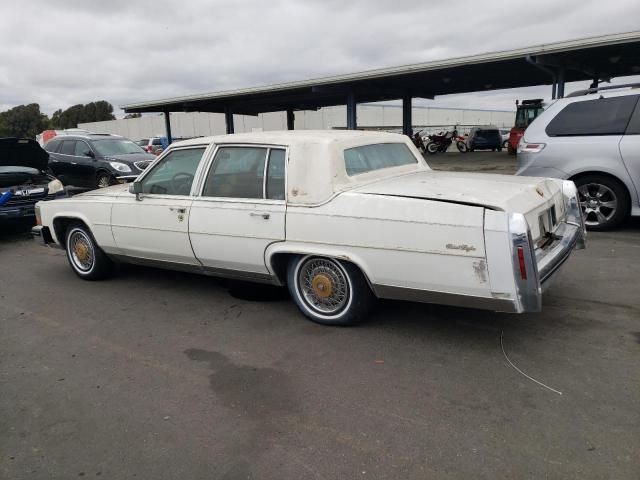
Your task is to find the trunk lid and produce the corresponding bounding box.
[353,170,565,241]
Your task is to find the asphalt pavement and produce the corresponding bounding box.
[1,152,638,479]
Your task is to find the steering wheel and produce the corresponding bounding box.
[171,172,194,195]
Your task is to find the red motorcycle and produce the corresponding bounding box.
[426,129,467,154]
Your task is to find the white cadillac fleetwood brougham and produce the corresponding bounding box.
[33,131,585,325]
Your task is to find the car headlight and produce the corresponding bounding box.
[47,178,65,195]
[109,162,132,173]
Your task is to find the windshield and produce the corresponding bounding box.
[515,107,544,128]
[92,139,146,156]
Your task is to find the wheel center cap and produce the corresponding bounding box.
[75,242,89,262]
[311,274,333,298]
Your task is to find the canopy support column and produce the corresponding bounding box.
[286,109,295,130]
[402,94,412,136]
[163,111,172,145]
[224,107,234,134]
[557,68,566,98]
[346,92,357,130]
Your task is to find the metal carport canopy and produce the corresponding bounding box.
[122,31,640,117]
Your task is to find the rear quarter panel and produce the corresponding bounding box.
[281,192,492,297]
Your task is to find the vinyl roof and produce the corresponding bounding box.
[122,31,640,115]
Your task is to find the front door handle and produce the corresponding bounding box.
[250,212,270,220]
[169,207,186,213]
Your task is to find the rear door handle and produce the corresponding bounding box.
[250,212,270,220]
[169,207,186,213]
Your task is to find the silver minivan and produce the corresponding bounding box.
[516,85,640,230]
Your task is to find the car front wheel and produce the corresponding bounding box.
[65,223,113,280]
[96,173,115,189]
[287,255,375,326]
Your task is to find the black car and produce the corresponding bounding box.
[0,138,66,221]
[44,134,156,189]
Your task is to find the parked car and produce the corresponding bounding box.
[44,134,156,189]
[467,126,503,151]
[1,138,66,221]
[138,137,164,154]
[516,84,640,230]
[139,136,195,155]
[499,129,510,149]
[33,130,585,326]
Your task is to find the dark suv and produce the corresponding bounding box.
[44,134,156,189]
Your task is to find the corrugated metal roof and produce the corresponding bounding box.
[122,31,640,114]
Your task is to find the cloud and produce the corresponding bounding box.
[1,0,639,116]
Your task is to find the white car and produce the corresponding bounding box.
[33,130,585,326]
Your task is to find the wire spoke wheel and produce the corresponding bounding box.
[69,230,95,272]
[578,183,617,227]
[297,258,350,315]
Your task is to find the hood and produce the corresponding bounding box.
[0,138,49,171]
[104,152,156,163]
[353,171,566,241]
[76,183,129,197]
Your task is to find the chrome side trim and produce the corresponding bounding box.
[108,254,278,285]
[372,284,518,313]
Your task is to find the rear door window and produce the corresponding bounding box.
[59,140,76,155]
[203,147,267,199]
[44,139,61,152]
[546,95,639,136]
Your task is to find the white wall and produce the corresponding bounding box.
[79,104,514,140]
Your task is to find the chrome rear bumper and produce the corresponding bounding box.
[510,180,586,313]
[536,222,585,290]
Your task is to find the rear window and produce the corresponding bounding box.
[44,139,61,152]
[475,129,500,138]
[344,143,417,176]
[546,96,639,137]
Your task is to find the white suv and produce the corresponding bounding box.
[516,84,640,230]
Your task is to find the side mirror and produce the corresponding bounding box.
[84,150,95,158]
[129,181,143,200]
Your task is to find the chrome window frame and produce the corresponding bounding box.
[194,143,288,206]
[133,143,212,200]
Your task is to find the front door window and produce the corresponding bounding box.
[140,148,205,196]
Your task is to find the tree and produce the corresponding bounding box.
[0,103,50,139]
[50,101,116,129]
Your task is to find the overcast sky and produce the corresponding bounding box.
[1,0,639,117]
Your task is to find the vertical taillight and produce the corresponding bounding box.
[35,204,42,226]
[517,246,527,280]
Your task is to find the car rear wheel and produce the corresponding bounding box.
[287,255,375,326]
[574,175,629,231]
[96,173,115,189]
[65,222,113,280]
